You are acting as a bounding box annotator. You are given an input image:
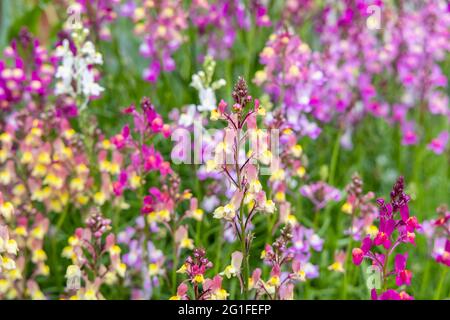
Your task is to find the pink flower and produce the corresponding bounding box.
[427,131,449,155]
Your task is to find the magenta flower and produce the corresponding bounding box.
[427,131,449,155]
[352,176,418,300]
[394,254,412,286]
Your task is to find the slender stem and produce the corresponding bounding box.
[328,129,342,186]
[434,266,449,300]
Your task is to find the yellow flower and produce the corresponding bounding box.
[328,261,345,273]
[14,226,27,237]
[0,279,9,293]
[193,274,204,284]
[296,166,306,178]
[176,263,187,274]
[0,170,12,185]
[269,169,285,182]
[341,202,353,214]
[0,149,8,163]
[180,237,194,250]
[31,226,45,240]
[249,179,263,193]
[39,264,50,276]
[263,200,276,214]
[70,177,84,192]
[6,239,18,255]
[37,152,51,165]
[12,184,26,197]
[109,245,121,255]
[260,250,266,259]
[275,191,285,202]
[32,249,47,263]
[49,199,63,212]
[206,159,217,172]
[291,144,303,157]
[211,288,229,300]
[0,132,12,143]
[116,263,126,277]
[192,208,203,221]
[210,109,220,121]
[62,246,74,259]
[102,139,112,150]
[1,256,16,270]
[146,211,158,224]
[94,192,106,205]
[286,214,297,226]
[99,160,111,172]
[148,263,160,277]
[267,275,280,287]
[63,128,76,139]
[7,269,22,281]
[0,201,14,221]
[254,70,267,84]
[157,209,171,222]
[130,174,141,189]
[75,163,89,175]
[259,149,272,165]
[76,194,89,205]
[288,65,300,77]
[366,225,378,237]
[261,46,275,58]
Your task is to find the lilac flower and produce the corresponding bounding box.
[301,181,341,211]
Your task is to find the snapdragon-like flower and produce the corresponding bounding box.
[128,0,188,82]
[190,0,270,59]
[55,28,104,108]
[422,205,450,266]
[342,173,378,241]
[172,248,218,300]
[0,28,55,111]
[118,222,165,299]
[67,1,120,41]
[208,77,276,297]
[62,210,126,300]
[190,55,226,113]
[351,176,419,300]
[300,181,341,212]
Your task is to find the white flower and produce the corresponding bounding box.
[179,105,197,127]
[55,36,104,100]
[197,87,216,112]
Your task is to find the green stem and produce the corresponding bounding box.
[239,205,249,299]
[341,237,354,299]
[328,130,342,186]
[434,267,449,300]
[172,237,178,295]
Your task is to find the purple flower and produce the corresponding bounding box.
[301,181,341,211]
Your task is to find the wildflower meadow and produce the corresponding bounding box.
[0,0,449,302]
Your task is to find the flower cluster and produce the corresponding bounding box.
[55,28,104,108]
[172,248,229,300]
[190,0,270,59]
[67,1,120,41]
[422,205,450,267]
[352,176,419,300]
[127,0,188,82]
[62,210,125,300]
[342,173,378,241]
[0,28,55,111]
[301,181,341,212]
